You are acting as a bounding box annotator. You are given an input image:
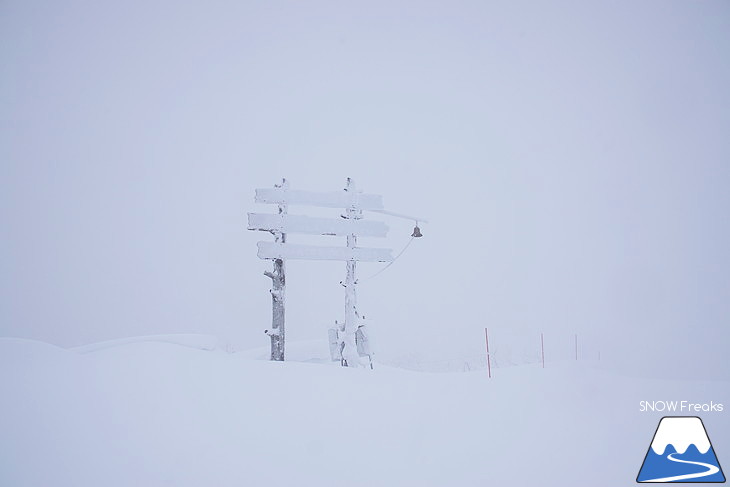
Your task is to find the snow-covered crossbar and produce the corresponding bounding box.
[255,187,384,210]
[257,242,393,262]
[248,213,389,238]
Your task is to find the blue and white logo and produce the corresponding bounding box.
[637,416,725,483]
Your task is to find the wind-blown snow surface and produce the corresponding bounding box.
[1,337,728,487]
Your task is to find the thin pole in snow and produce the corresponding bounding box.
[485,327,491,379]
[575,334,578,361]
[541,332,545,369]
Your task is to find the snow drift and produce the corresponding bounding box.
[1,337,728,487]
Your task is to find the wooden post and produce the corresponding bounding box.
[264,179,288,361]
[341,178,361,367]
[541,332,545,368]
[484,327,491,378]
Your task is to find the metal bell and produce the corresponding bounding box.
[411,225,423,238]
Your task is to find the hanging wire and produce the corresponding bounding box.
[359,236,415,282]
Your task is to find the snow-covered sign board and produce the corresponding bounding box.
[257,242,393,262]
[250,178,394,367]
[255,187,384,210]
[248,213,388,238]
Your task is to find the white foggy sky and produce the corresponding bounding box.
[1,0,729,377]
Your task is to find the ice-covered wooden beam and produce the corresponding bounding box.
[257,242,393,262]
[248,213,388,238]
[255,187,384,210]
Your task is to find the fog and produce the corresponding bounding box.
[2,0,729,378]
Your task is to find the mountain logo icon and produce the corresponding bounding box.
[637,416,725,483]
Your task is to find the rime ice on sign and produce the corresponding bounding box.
[256,242,393,262]
[248,213,389,238]
[248,178,393,367]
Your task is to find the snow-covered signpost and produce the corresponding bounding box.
[260,179,288,361]
[249,178,394,366]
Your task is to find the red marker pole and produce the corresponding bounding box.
[485,327,492,379]
[541,332,545,369]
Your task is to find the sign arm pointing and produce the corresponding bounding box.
[367,208,429,224]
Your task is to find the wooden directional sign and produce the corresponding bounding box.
[248,213,388,238]
[250,179,416,366]
[257,242,393,262]
[255,187,384,210]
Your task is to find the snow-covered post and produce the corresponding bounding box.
[341,178,361,367]
[263,179,288,361]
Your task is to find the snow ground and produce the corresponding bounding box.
[1,336,728,487]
